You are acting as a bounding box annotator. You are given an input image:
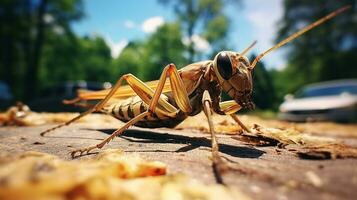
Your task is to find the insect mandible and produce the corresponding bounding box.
[40,5,351,175]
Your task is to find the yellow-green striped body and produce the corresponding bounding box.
[102,95,187,128]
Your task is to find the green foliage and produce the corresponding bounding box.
[250,55,277,110]
[204,15,229,45]
[111,23,186,81]
[274,0,357,98]
[0,0,84,99]
[142,22,187,80]
[39,34,112,88]
[110,41,145,81]
[159,0,239,62]
[0,0,189,101]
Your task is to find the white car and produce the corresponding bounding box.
[279,79,357,122]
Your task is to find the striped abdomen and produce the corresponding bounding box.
[102,96,187,128]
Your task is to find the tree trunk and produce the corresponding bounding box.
[0,2,16,97]
[24,0,48,100]
[22,0,32,99]
[187,0,195,63]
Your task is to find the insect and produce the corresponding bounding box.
[40,6,350,178]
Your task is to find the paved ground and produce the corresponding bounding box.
[0,113,357,200]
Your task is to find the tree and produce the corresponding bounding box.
[0,0,32,98]
[110,41,145,81]
[275,0,357,93]
[141,22,187,80]
[159,0,239,62]
[39,34,112,89]
[0,0,84,100]
[250,55,277,110]
[111,23,186,82]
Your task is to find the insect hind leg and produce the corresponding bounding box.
[71,63,195,157]
[40,75,129,136]
[40,72,174,136]
[71,111,150,157]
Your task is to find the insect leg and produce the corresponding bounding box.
[71,111,150,157]
[149,63,192,113]
[202,90,228,184]
[40,75,129,136]
[230,114,250,133]
[217,100,251,133]
[218,100,241,114]
[40,70,180,136]
[70,64,192,157]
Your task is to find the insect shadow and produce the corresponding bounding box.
[95,128,265,159]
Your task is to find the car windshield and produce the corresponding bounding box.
[295,83,357,98]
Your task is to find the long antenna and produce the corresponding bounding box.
[249,5,351,70]
[240,40,257,57]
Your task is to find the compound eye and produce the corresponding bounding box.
[217,52,232,80]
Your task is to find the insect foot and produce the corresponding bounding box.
[71,145,99,158]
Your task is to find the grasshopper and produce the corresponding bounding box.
[40,6,350,176]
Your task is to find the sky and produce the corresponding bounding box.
[73,0,286,70]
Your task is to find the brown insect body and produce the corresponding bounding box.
[101,52,252,129]
[100,61,213,128]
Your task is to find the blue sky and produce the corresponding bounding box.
[73,0,285,69]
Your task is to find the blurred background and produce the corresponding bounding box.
[0,0,356,121]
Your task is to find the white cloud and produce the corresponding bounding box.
[141,16,165,33]
[124,20,136,29]
[182,35,211,53]
[43,14,54,24]
[192,35,211,52]
[105,37,128,58]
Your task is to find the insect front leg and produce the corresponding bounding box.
[217,100,251,133]
[202,90,229,184]
[230,114,250,133]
